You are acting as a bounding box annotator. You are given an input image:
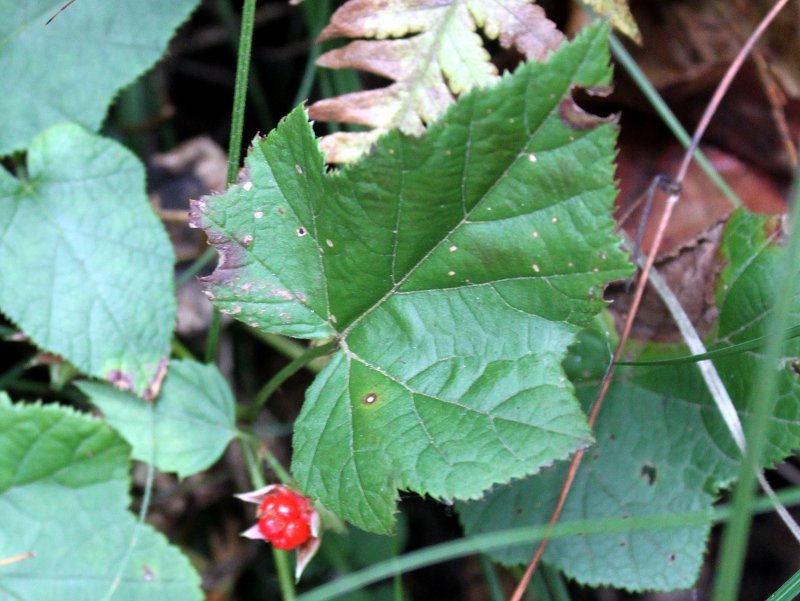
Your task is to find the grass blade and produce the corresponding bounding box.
[711,161,800,600]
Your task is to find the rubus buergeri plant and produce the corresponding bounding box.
[1,1,800,600]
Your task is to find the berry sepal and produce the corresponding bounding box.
[236,484,321,580]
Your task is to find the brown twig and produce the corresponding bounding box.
[46,0,78,25]
[726,0,798,168]
[0,552,35,567]
[510,2,792,598]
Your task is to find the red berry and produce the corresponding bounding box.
[269,519,310,550]
[257,516,286,539]
[255,488,312,550]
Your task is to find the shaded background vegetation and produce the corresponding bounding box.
[3,0,800,598]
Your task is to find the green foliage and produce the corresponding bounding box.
[0,124,176,398]
[0,395,202,599]
[192,24,632,533]
[0,0,199,155]
[459,324,722,590]
[459,208,800,591]
[713,210,800,465]
[78,360,237,478]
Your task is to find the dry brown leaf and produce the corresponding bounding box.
[583,0,641,43]
[309,0,563,162]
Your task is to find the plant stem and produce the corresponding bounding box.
[214,0,273,129]
[609,35,741,208]
[171,337,197,361]
[226,0,257,185]
[206,0,258,364]
[541,564,571,601]
[241,439,297,600]
[480,554,504,601]
[176,247,217,288]
[245,328,313,363]
[0,357,32,389]
[246,340,337,421]
[205,308,221,363]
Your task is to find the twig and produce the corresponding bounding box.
[510,3,792,598]
[0,552,35,567]
[46,0,77,25]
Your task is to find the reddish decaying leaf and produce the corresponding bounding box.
[309,0,564,162]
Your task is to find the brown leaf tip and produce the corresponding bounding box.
[558,85,616,131]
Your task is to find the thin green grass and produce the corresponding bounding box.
[214,0,273,130]
[297,487,800,601]
[767,565,800,601]
[205,0,258,364]
[618,324,800,366]
[609,35,742,208]
[711,163,800,600]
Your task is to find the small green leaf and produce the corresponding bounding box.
[460,208,800,591]
[0,396,202,599]
[0,0,199,155]
[0,123,176,398]
[192,24,632,533]
[78,360,237,478]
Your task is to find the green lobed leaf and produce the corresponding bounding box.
[191,24,633,533]
[77,360,237,478]
[0,395,202,600]
[459,208,800,591]
[459,324,725,590]
[0,123,176,398]
[0,0,199,156]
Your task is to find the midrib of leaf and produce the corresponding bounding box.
[389,141,407,285]
[302,351,390,525]
[338,46,589,341]
[721,234,777,298]
[348,350,581,437]
[716,265,780,346]
[386,0,462,133]
[486,0,527,32]
[293,157,334,328]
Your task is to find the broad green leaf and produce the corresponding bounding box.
[459,325,726,590]
[698,209,800,465]
[0,0,199,156]
[192,24,632,533]
[0,124,176,398]
[460,208,800,591]
[0,396,202,600]
[77,360,237,478]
